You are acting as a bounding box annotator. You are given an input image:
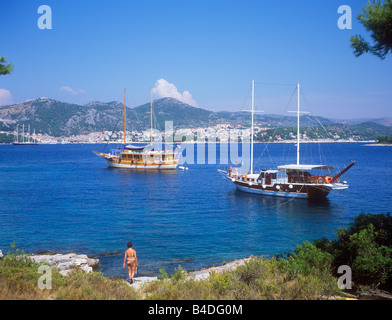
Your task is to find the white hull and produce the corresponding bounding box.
[235,184,308,199]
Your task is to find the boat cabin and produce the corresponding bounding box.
[106,144,177,166]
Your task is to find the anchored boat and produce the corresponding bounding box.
[219,81,356,200]
[93,89,179,170]
[12,124,39,145]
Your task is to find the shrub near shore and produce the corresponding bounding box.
[143,245,339,300]
[313,212,392,291]
[0,243,140,300]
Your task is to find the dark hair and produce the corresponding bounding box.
[127,242,133,248]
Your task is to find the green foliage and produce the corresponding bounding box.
[231,257,338,300]
[0,133,15,144]
[158,268,168,280]
[0,243,64,299]
[350,224,392,284]
[278,241,334,279]
[346,212,392,246]
[143,257,339,300]
[55,270,139,300]
[0,242,139,300]
[170,265,187,283]
[255,122,392,142]
[0,242,44,285]
[0,56,14,75]
[350,0,392,59]
[232,258,285,299]
[356,121,392,136]
[209,270,232,295]
[377,135,392,144]
[313,212,392,290]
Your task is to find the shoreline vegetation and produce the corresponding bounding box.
[1,212,392,300]
[374,136,392,146]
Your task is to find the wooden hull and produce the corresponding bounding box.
[93,150,179,170]
[106,158,178,170]
[234,180,330,200]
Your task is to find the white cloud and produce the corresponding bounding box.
[152,79,198,107]
[0,89,13,106]
[60,86,85,95]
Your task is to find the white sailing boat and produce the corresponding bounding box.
[12,124,39,145]
[93,89,179,170]
[219,81,356,200]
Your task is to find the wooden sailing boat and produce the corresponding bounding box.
[93,89,179,170]
[219,81,356,200]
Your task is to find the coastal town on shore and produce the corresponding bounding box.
[0,123,376,145]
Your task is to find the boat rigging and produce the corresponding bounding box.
[219,81,356,200]
[93,88,179,170]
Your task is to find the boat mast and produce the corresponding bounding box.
[150,88,153,146]
[251,80,255,174]
[16,124,18,143]
[296,83,300,165]
[124,88,126,145]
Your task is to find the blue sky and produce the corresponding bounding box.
[1,0,391,119]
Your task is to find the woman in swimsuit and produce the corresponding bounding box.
[123,241,138,284]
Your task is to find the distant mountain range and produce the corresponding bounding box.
[0,97,391,139]
[331,117,392,127]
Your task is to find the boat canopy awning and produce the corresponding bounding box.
[264,170,279,173]
[278,164,334,172]
[124,144,151,151]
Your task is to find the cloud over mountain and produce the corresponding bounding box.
[152,79,198,107]
[60,86,85,95]
[0,89,13,106]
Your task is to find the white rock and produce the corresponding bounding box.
[125,276,158,290]
[81,265,93,273]
[188,257,253,281]
[59,269,72,277]
[0,249,3,259]
[28,252,99,276]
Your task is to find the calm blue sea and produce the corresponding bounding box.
[0,143,391,278]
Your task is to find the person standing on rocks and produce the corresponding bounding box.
[123,242,138,284]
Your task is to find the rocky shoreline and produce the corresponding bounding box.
[0,248,253,284]
[2,249,392,300]
[128,256,255,290]
[28,253,100,276]
[0,249,99,276]
[0,248,255,291]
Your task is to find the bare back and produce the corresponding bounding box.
[126,248,136,264]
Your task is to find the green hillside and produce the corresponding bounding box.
[0,97,390,141]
